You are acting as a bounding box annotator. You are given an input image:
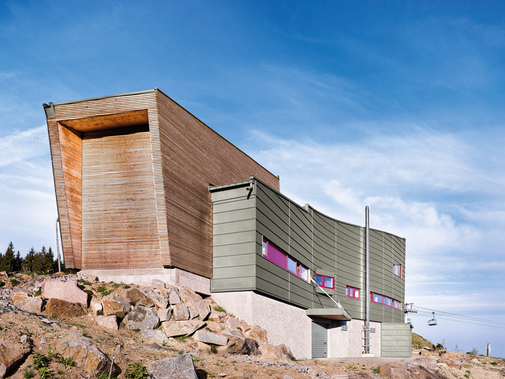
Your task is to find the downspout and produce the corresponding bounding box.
[365,206,370,354]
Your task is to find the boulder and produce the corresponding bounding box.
[41,279,88,307]
[148,353,198,379]
[225,317,241,330]
[0,341,31,377]
[277,343,295,361]
[173,303,190,321]
[169,287,181,304]
[124,306,160,330]
[379,363,411,378]
[206,321,225,334]
[240,320,252,333]
[126,288,154,307]
[258,343,294,361]
[162,320,205,337]
[95,315,118,331]
[194,330,228,346]
[141,330,169,344]
[57,332,118,375]
[45,298,87,317]
[90,301,103,315]
[222,329,246,339]
[245,338,260,355]
[10,292,42,313]
[179,287,200,302]
[157,308,173,322]
[210,310,227,323]
[197,342,212,353]
[246,325,268,345]
[151,279,167,290]
[139,287,168,308]
[193,300,210,320]
[187,301,199,319]
[102,295,130,318]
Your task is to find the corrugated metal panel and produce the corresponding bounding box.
[312,322,328,358]
[381,323,412,357]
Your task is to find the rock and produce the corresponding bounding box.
[210,310,227,323]
[218,338,246,356]
[157,308,173,322]
[246,325,268,345]
[379,363,411,378]
[173,303,190,321]
[41,279,88,307]
[10,292,43,313]
[124,306,160,330]
[245,338,260,355]
[148,353,198,379]
[139,287,168,308]
[57,332,118,375]
[90,301,103,314]
[20,335,28,344]
[225,317,241,330]
[151,279,167,290]
[126,288,154,307]
[194,299,210,320]
[179,287,202,303]
[162,320,205,337]
[95,315,118,330]
[206,321,225,334]
[45,298,87,317]
[240,320,251,333]
[258,344,293,361]
[276,343,295,361]
[40,339,46,345]
[222,329,246,340]
[194,330,228,346]
[187,301,199,319]
[77,273,98,282]
[169,287,181,304]
[141,330,169,344]
[197,342,212,353]
[102,295,130,318]
[0,341,31,377]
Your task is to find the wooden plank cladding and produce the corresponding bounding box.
[45,89,279,278]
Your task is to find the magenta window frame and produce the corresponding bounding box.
[371,292,401,309]
[262,238,308,282]
[393,264,402,278]
[345,285,360,299]
[315,274,335,289]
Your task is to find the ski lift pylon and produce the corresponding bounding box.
[428,311,437,326]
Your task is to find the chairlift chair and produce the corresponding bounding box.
[428,312,438,326]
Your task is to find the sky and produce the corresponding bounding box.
[1,0,504,357]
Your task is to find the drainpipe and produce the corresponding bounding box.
[365,206,370,354]
[56,218,61,272]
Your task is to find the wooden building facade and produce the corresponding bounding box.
[45,89,279,279]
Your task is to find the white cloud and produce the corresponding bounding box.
[0,126,49,166]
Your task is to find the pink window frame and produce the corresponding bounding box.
[262,238,308,282]
[346,285,360,299]
[371,292,401,309]
[393,264,401,278]
[315,274,335,289]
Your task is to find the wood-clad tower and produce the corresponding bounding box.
[45,89,279,279]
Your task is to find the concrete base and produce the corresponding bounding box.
[79,268,210,295]
[212,291,383,359]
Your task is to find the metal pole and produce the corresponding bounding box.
[365,206,370,354]
[56,218,61,272]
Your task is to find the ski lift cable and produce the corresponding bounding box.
[411,312,505,329]
[414,310,505,327]
[415,305,505,326]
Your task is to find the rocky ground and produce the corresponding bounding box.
[0,272,503,379]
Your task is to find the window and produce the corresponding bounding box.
[315,274,334,289]
[346,285,360,299]
[262,238,308,282]
[393,264,401,278]
[371,292,402,310]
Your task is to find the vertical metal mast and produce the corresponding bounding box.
[365,206,370,354]
[56,217,61,272]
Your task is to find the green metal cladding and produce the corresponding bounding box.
[210,176,406,324]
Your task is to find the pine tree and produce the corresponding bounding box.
[13,251,22,272]
[43,247,54,273]
[23,247,36,273]
[33,247,46,273]
[1,242,16,272]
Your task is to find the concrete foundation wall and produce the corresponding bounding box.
[212,291,385,359]
[212,291,312,359]
[328,320,381,357]
[80,268,210,295]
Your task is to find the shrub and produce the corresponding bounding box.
[33,353,51,369]
[213,305,226,313]
[58,356,76,367]
[124,363,149,379]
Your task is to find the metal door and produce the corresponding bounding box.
[311,321,328,358]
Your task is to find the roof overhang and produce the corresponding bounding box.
[306,307,352,321]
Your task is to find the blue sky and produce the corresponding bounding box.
[1,0,504,357]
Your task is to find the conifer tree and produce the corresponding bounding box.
[13,251,22,272]
[1,242,16,272]
[23,247,36,273]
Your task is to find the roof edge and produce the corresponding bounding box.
[51,89,156,106]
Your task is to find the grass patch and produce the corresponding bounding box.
[77,279,92,286]
[124,362,149,379]
[174,335,188,342]
[213,305,226,313]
